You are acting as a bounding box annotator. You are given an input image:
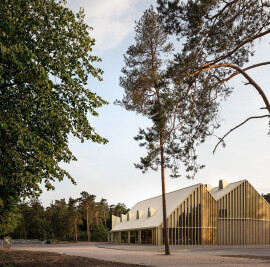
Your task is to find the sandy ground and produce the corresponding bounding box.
[9,243,270,267]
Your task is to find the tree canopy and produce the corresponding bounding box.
[0,0,107,234]
[12,192,113,242]
[157,0,270,151]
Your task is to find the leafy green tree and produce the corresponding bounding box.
[0,0,108,230]
[0,198,21,236]
[79,192,96,242]
[157,0,270,150]
[118,7,210,254]
[91,223,108,242]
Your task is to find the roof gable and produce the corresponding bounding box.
[208,180,245,200]
[112,183,200,231]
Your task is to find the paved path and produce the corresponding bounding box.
[12,243,270,266]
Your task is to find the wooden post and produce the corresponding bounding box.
[139,229,141,244]
[128,231,130,244]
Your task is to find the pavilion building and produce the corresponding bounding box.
[109,179,270,245]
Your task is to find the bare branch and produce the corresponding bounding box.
[213,114,270,154]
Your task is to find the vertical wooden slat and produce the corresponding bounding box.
[195,188,197,245]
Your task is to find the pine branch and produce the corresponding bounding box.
[213,114,270,154]
[207,28,270,64]
[187,63,270,113]
[217,61,270,84]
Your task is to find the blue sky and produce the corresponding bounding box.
[40,0,270,208]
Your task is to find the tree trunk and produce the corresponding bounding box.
[75,223,77,243]
[22,215,26,240]
[87,209,90,242]
[160,134,170,255]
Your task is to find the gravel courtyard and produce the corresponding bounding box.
[11,243,270,267]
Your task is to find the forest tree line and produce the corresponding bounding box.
[9,192,129,243]
[9,191,270,243]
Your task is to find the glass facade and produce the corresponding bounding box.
[141,229,152,244]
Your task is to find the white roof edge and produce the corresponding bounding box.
[134,183,203,207]
[158,183,202,228]
[209,179,246,200]
[112,183,201,231]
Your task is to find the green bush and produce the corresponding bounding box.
[91,224,107,242]
[78,231,88,241]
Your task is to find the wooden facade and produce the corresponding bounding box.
[110,180,270,245]
[217,180,270,245]
[163,184,216,245]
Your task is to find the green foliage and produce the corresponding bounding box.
[263,193,270,204]
[12,198,49,239]
[49,199,68,240]
[67,198,82,242]
[118,7,212,179]
[79,192,96,241]
[78,231,88,241]
[11,192,115,241]
[91,223,108,242]
[158,0,270,62]
[0,197,21,236]
[0,0,108,231]
[110,203,129,217]
[157,0,270,148]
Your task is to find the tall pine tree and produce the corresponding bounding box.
[118,6,216,254]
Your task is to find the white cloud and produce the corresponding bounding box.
[66,0,138,51]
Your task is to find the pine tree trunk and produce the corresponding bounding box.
[23,215,26,240]
[160,134,170,255]
[75,224,77,243]
[87,209,90,242]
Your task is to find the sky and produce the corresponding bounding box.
[39,0,270,209]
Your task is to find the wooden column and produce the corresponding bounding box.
[128,231,130,244]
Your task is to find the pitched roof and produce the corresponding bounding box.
[111,183,200,231]
[207,180,245,200]
[111,179,247,232]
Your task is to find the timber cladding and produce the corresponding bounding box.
[217,180,270,245]
[110,180,270,245]
[164,184,216,245]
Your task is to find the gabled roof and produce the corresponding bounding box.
[112,183,200,231]
[207,180,245,200]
